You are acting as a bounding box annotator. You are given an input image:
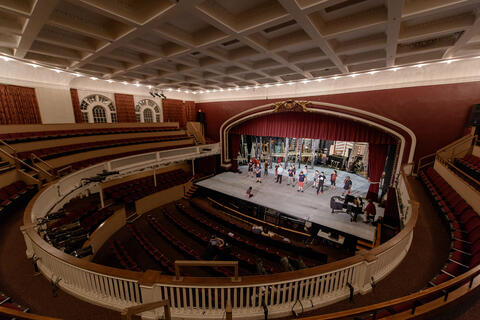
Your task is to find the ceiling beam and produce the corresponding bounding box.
[15,0,58,58]
[386,0,404,67]
[443,10,480,58]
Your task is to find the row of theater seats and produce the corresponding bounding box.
[419,167,480,285]
[104,169,191,204]
[163,207,283,274]
[17,134,189,160]
[0,126,178,144]
[189,198,325,264]
[109,240,141,272]
[147,214,234,277]
[454,154,480,186]
[0,181,36,218]
[0,291,29,318]
[175,201,317,270]
[127,224,176,274]
[58,142,194,172]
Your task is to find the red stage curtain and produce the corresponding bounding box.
[231,112,393,144]
[230,134,241,171]
[114,93,136,122]
[70,88,83,123]
[366,144,388,201]
[0,84,41,124]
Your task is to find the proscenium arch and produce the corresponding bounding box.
[220,101,417,176]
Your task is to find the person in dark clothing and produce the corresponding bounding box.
[342,176,352,196]
[245,186,253,198]
[255,165,262,183]
[331,170,337,190]
[316,171,326,195]
[364,199,376,223]
[264,159,268,176]
[298,171,305,192]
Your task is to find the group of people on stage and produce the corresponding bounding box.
[246,159,353,195]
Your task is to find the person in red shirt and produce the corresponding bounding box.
[330,170,337,190]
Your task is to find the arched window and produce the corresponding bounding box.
[143,108,153,123]
[135,99,161,122]
[92,106,107,123]
[80,94,117,123]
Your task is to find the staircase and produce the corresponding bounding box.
[0,157,14,174]
[183,184,199,200]
[126,212,141,223]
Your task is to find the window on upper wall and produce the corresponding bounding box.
[135,99,161,122]
[92,105,107,123]
[143,108,153,123]
[79,94,116,123]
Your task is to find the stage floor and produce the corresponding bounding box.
[196,167,384,241]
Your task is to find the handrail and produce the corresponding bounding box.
[120,299,171,320]
[31,153,56,172]
[436,134,475,154]
[436,156,480,191]
[299,264,480,319]
[0,148,40,175]
[0,306,62,320]
[29,154,55,178]
[207,196,311,237]
[416,152,436,174]
[174,260,240,282]
[0,138,17,154]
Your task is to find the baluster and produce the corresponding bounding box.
[201,288,206,310]
[182,287,187,311]
[170,287,175,309]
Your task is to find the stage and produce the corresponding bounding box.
[196,166,384,242]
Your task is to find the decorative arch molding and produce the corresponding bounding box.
[135,99,161,123]
[220,100,416,175]
[80,94,117,123]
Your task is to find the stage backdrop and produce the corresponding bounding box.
[230,112,393,199]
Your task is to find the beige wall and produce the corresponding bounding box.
[35,87,75,124]
[135,184,185,215]
[83,207,126,256]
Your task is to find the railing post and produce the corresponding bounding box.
[225,299,232,320]
[357,252,378,294]
[20,225,35,258]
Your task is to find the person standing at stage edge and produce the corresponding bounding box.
[276,164,284,184]
[264,159,268,176]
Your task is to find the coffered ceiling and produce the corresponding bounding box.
[1,0,479,91]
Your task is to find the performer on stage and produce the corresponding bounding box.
[248,160,254,177]
[245,186,254,198]
[313,170,319,189]
[364,199,376,223]
[317,171,326,195]
[276,164,284,184]
[255,164,262,183]
[331,170,338,190]
[298,171,305,192]
[264,159,269,176]
[287,165,295,186]
[303,165,309,183]
[342,176,352,196]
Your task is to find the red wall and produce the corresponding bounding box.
[197,81,480,161]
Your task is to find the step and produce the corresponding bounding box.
[357,239,374,250]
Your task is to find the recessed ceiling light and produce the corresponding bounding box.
[228,88,233,91]
[206,90,210,93]
[167,88,173,92]
[122,81,128,85]
[287,82,294,85]
[264,84,271,88]
[135,83,140,87]
[235,87,240,91]
[302,80,310,84]
[1,56,12,62]
[192,91,197,95]
[368,71,378,75]
[332,76,339,80]
[74,73,82,77]
[275,83,283,86]
[254,85,260,89]
[219,88,224,91]
[444,59,456,64]
[415,63,426,68]
[107,79,114,83]
[176,88,180,92]
[54,69,62,73]
[350,73,358,77]
[90,77,98,80]
[29,63,39,68]
[391,67,399,72]
[316,78,324,82]
[199,90,204,93]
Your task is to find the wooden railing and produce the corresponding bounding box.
[174,261,240,282]
[121,300,171,320]
[186,121,206,144]
[21,151,418,319]
[0,307,62,320]
[299,263,480,319]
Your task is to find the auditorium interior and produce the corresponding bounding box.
[0,0,480,319]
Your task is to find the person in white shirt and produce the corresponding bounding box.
[276,164,284,184]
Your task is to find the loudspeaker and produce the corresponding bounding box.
[467,104,480,126]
